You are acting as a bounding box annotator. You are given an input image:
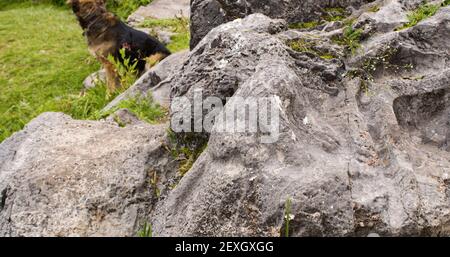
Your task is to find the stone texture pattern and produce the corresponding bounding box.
[0,113,174,236]
[153,7,450,236]
[1,1,449,237]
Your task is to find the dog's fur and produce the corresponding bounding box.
[68,0,171,91]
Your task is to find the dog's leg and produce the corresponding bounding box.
[97,56,120,93]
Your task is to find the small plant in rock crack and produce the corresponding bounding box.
[347,46,414,82]
[289,21,323,30]
[322,7,348,22]
[288,39,336,60]
[347,45,414,96]
[177,143,208,177]
[165,129,209,177]
[282,197,294,237]
[367,5,380,13]
[359,46,414,82]
[137,221,152,237]
[149,171,161,198]
[395,2,443,31]
[332,25,363,55]
[359,79,376,97]
[112,113,127,128]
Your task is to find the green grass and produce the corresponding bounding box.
[166,130,209,177]
[177,143,208,176]
[105,94,167,124]
[46,81,166,124]
[332,25,363,55]
[141,18,190,52]
[166,33,190,53]
[0,3,166,143]
[141,17,189,31]
[106,0,152,19]
[0,0,151,19]
[289,21,322,30]
[0,1,64,10]
[56,83,118,121]
[288,7,349,30]
[367,5,380,13]
[396,1,446,31]
[137,221,152,237]
[0,4,100,142]
[323,7,348,22]
[288,39,336,60]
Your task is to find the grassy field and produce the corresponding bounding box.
[0,0,152,19]
[0,2,181,143]
[0,4,100,142]
[141,17,190,53]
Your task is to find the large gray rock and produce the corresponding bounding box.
[0,113,175,236]
[1,1,449,237]
[190,0,375,48]
[152,6,450,236]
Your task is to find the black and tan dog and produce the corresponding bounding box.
[68,0,171,92]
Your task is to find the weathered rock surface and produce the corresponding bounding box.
[127,0,190,27]
[152,4,450,236]
[0,113,175,236]
[105,108,144,126]
[190,0,378,48]
[1,1,449,237]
